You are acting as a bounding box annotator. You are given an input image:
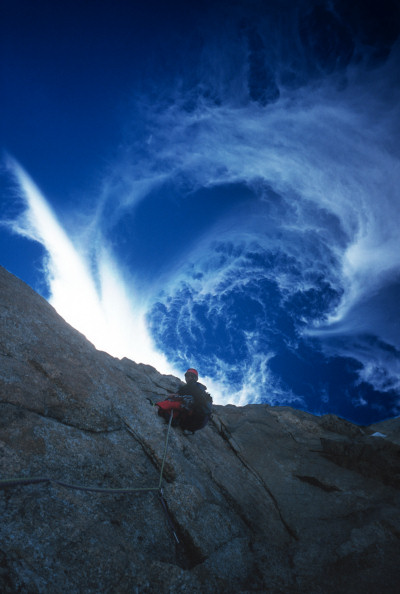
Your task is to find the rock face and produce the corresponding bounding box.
[0,265,399,593]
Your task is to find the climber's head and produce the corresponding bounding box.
[185,368,198,383]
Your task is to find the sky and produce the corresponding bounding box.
[1,0,400,425]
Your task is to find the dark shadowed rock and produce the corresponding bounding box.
[1,265,399,593]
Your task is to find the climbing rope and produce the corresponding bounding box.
[0,410,174,495]
[0,406,181,543]
[158,488,180,544]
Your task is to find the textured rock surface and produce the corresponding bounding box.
[1,265,399,593]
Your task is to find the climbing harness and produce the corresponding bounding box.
[0,410,180,542]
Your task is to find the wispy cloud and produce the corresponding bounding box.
[4,157,174,375]
[3,34,400,409]
[132,47,400,399]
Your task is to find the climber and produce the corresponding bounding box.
[155,368,213,433]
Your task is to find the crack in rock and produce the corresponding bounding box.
[295,475,342,492]
[215,415,298,540]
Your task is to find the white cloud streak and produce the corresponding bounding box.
[5,157,175,377]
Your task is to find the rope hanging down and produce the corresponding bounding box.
[0,411,181,543]
[0,410,174,495]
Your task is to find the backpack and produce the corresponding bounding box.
[179,392,213,433]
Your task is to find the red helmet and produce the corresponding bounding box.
[185,368,198,380]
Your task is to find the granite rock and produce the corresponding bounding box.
[1,266,399,593]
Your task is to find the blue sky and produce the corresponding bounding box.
[1,0,400,424]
